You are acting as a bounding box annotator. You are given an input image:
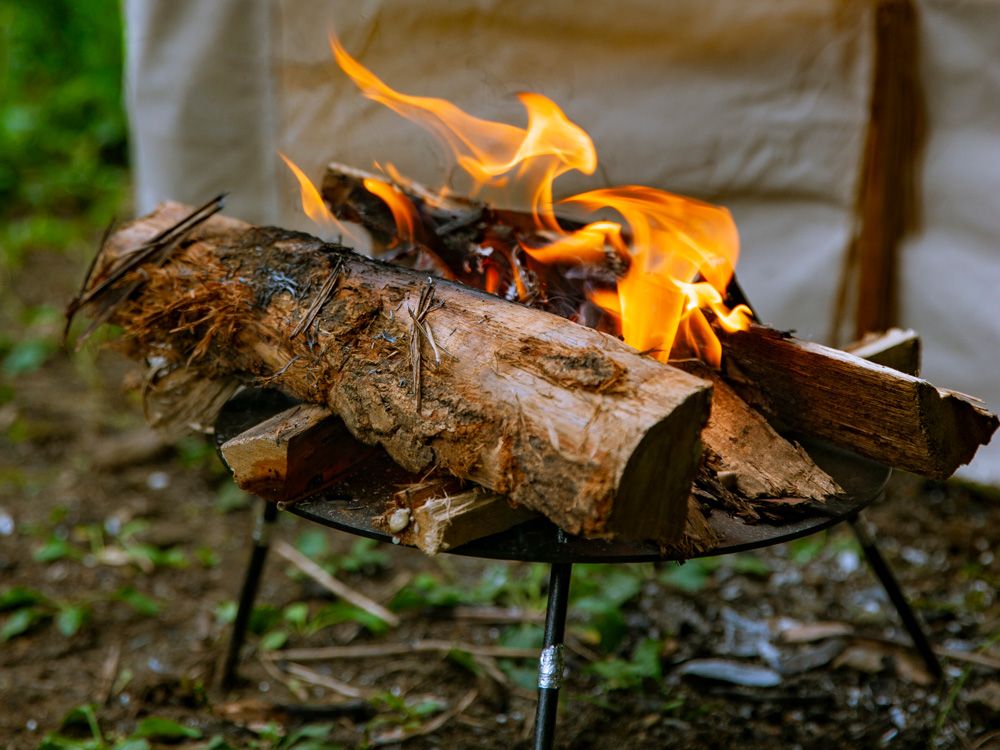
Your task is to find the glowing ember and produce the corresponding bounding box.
[288,33,754,367]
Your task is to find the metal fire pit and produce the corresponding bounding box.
[215,387,937,750]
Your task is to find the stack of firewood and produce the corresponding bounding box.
[66,166,997,557]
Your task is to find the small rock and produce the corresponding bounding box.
[677,659,782,687]
[0,508,14,536]
[388,507,411,533]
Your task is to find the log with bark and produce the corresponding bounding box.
[318,162,994,490]
[78,202,713,544]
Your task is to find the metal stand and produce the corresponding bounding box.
[533,562,573,750]
[221,499,278,688]
[849,515,943,679]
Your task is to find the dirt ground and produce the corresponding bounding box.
[2,251,1000,749]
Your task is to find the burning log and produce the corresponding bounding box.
[719,323,998,479]
[83,202,713,544]
[321,162,624,325]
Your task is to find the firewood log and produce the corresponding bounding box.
[84,203,712,544]
[220,403,379,503]
[719,323,997,479]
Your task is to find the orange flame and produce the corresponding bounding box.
[280,153,360,242]
[331,35,595,231]
[556,187,753,363]
[328,33,752,367]
[363,177,420,244]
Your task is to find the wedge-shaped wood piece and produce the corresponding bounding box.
[86,203,712,543]
[379,480,539,555]
[221,403,378,503]
[719,324,997,479]
[676,360,842,501]
[844,327,920,376]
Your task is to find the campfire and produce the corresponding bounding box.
[66,36,997,557]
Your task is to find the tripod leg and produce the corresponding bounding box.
[533,562,573,750]
[221,499,279,688]
[850,515,942,680]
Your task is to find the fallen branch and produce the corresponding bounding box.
[273,540,400,627]
[371,688,479,745]
[279,640,541,662]
[282,661,367,699]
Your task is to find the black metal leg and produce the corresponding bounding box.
[849,515,942,680]
[222,499,279,688]
[533,562,572,750]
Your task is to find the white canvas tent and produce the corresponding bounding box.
[123,0,1000,483]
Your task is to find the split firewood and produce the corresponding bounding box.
[676,360,842,502]
[376,477,538,555]
[220,403,379,504]
[80,202,713,544]
[718,323,997,479]
[844,327,920,376]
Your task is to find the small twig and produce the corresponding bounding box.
[282,661,367,699]
[273,541,400,627]
[371,688,478,745]
[408,280,444,411]
[290,257,343,339]
[279,640,539,662]
[451,606,544,624]
[95,641,122,705]
[934,647,1000,671]
[410,314,422,411]
[258,652,309,701]
[255,355,306,384]
[71,195,227,348]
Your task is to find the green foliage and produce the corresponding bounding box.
[0,582,161,642]
[586,637,663,691]
[38,703,203,750]
[131,717,201,740]
[0,585,92,642]
[366,692,444,737]
[31,518,188,572]
[570,564,646,651]
[215,482,253,514]
[114,585,161,617]
[258,597,391,651]
[268,723,340,750]
[497,622,545,691]
[292,532,390,577]
[0,0,128,228]
[389,563,549,612]
[338,538,390,574]
[787,531,828,564]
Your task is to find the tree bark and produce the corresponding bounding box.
[88,203,712,543]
